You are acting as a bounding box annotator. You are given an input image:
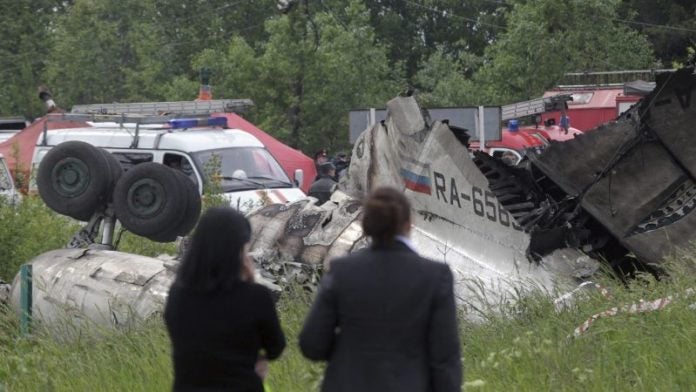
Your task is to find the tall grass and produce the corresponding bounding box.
[0,196,178,282]
[2,197,696,390]
[2,266,696,391]
[0,197,80,281]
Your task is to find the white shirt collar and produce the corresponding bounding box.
[395,235,418,254]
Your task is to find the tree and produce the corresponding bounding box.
[473,0,657,104]
[42,0,280,108]
[147,0,278,79]
[618,0,696,66]
[359,0,506,82]
[0,0,69,117]
[193,0,401,153]
[413,46,479,107]
[43,0,146,107]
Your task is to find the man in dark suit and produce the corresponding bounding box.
[299,187,462,392]
[308,162,338,205]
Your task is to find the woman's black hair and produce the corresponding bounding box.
[361,186,411,245]
[174,207,251,291]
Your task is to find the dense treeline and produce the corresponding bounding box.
[0,0,693,153]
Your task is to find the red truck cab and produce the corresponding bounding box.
[469,122,582,164]
[540,88,641,131]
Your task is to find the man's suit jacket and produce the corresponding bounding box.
[299,241,462,392]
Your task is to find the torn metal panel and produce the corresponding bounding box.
[9,249,174,328]
[644,68,696,179]
[623,205,696,262]
[8,249,281,329]
[529,66,696,264]
[249,96,600,316]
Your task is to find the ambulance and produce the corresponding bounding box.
[28,100,306,214]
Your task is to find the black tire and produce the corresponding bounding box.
[97,148,123,203]
[37,141,112,221]
[148,171,202,243]
[113,163,188,237]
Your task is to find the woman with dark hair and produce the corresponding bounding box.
[165,207,285,391]
[299,186,462,392]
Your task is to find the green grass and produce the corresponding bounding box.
[1,267,696,391]
[0,197,80,281]
[0,196,178,282]
[2,197,696,391]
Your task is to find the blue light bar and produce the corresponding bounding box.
[508,119,519,132]
[168,117,228,129]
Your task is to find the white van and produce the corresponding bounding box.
[29,115,305,212]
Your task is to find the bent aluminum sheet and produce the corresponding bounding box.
[9,249,175,328]
[8,248,281,329]
[248,96,599,316]
[529,67,696,264]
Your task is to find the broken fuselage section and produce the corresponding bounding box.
[248,96,599,315]
[527,67,696,267]
[249,65,696,314]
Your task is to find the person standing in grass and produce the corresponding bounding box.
[299,186,462,392]
[165,207,286,391]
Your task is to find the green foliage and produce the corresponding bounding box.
[0,0,67,117]
[43,0,145,107]
[360,0,506,82]
[0,196,80,281]
[413,46,480,107]
[40,0,279,108]
[0,310,173,391]
[618,0,696,66]
[0,0,692,150]
[9,142,29,193]
[115,230,177,259]
[2,267,696,391]
[473,0,658,104]
[193,0,400,153]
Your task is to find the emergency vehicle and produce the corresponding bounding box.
[29,100,307,212]
[540,69,670,131]
[469,95,582,164]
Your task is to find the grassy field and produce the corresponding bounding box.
[2,266,696,391]
[1,197,696,391]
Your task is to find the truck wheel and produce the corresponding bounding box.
[147,171,202,243]
[37,141,112,221]
[113,163,187,237]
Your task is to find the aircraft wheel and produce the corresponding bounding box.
[37,141,113,221]
[147,171,202,243]
[98,148,123,203]
[113,163,187,237]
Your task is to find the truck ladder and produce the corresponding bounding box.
[501,94,572,121]
[70,99,253,116]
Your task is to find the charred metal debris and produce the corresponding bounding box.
[478,66,696,273]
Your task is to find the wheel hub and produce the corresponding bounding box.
[127,178,165,218]
[51,157,90,197]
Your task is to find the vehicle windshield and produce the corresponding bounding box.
[192,147,292,192]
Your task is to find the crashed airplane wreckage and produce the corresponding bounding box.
[3,66,696,326]
[248,65,696,310]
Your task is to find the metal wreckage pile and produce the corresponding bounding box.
[248,65,696,308]
[2,65,696,327]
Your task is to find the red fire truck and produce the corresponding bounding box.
[540,69,671,131]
